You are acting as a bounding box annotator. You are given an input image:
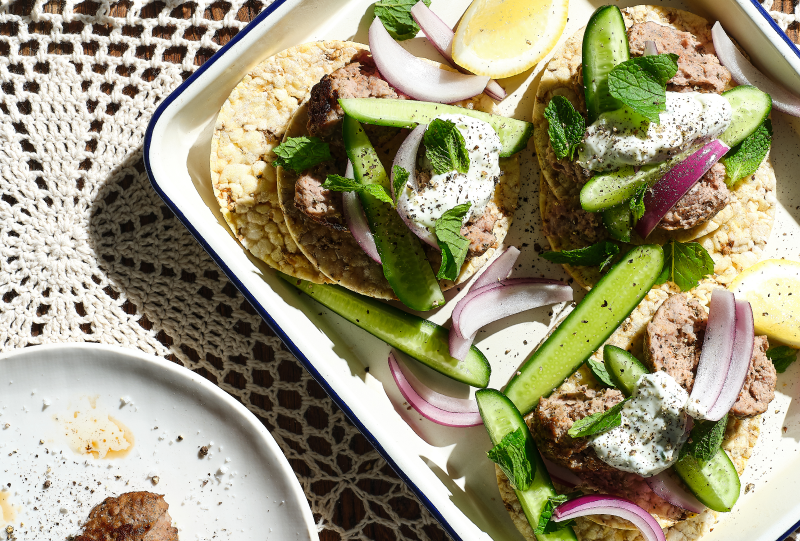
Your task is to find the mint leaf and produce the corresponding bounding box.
[272,136,332,172]
[681,414,728,461]
[767,345,798,373]
[322,174,395,206]
[568,399,628,438]
[541,241,619,271]
[373,0,431,41]
[722,119,772,186]
[434,203,471,281]
[655,240,714,292]
[630,183,648,224]
[535,494,575,534]
[392,165,410,203]
[608,54,679,123]
[487,428,535,491]
[587,359,616,388]
[424,119,470,175]
[544,96,586,160]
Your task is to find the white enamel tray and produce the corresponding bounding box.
[0,343,318,541]
[144,1,800,539]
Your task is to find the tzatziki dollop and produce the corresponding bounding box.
[397,114,502,231]
[577,92,732,172]
[591,371,690,477]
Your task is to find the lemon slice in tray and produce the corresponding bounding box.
[452,0,569,79]
[729,259,800,347]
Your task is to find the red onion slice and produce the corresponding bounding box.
[643,40,659,56]
[369,18,490,104]
[410,2,506,101]
[635,139,730,239]
[448,332,473,363]
[342,161,381,264]
[706,299,755,421]
[472,246,521,290]
[542,458,583,488]
[392,125,440,248]
[645,471,706,514]
[712,22,800,117]
[553,495,666,541]
[687,289,737,420]
[388,351,483,427]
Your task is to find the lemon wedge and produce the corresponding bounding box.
[452,0,569,78]
[728,259,800,346]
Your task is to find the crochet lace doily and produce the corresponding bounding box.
[0,1,446,539]
[762,0,800,33]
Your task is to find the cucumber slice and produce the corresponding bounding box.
[505,245,664,414]
[602,204,632,242]
[719,85,772,148]
[476,389,578,541]
[278,273,490,387]
[343,115,444,312]
[338,98,533,157]
[603,345,649,397]
[673,450,741,512]
[582,6,630,123]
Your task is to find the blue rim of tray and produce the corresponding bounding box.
[143,2,800,540]
[142,3,466,540]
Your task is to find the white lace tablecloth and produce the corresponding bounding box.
[0,1,447,539]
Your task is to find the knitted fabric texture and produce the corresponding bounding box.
[0,1,448,539]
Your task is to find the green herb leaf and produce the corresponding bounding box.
[424,119,470,175]
[544,96,586,161]
[434,203,472,281]
[587,359,616,388]
[535,494,575,534]
[487,428,534,491]
[272,136,332,172]
[629,183,648,224]
[392,165,410,203]
[767,345,798,373]
[541,241,620,272]
[322,174,395,206]
[655,240,714,292]
[680,414,728,461]
[722,119,772,186]
[608,54,679,123]
[568,399,628,438]
[373,0,431,41]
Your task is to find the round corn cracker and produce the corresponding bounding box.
[533,5,776,289]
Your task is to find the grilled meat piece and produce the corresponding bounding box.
[75,492,178,541]
[658,163,730,231]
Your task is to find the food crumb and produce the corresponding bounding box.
[43,480,51,489]
[151,476,160,485]
[745,483,755,494]
[199,445,210,457]
[177,435,184,441]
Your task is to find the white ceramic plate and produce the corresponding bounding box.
[0,343,318,541]
[144,1,800,539]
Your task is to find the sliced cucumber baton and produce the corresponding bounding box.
[719,85,772,148]
[476,389,578,541]
[343,115,444,312]
[582,5,630,123]
[602,204,632,243]
[505,245,664,414]
[338,98,533,157]
[604,344,741,512]
[278,273,490,387]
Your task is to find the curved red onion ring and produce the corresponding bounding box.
[644,471,706,514]
[687,289,737,419]
[448,278,572,360]
[643,40,659,56]
[635,139,730,239]
[409,1,506,101]
[369,18,490,104]
[342,161,381,263]
[712,22,800,117]
[392,125,439,248]
[553,495,666,541]
[542,458,582,488]
[388,351,483,427]
[472,246,521,290]
[706,299,755,421]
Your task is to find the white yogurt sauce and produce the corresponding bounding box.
[397,114,502,231]
[591,372,690,477]
[577,92,732,172]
